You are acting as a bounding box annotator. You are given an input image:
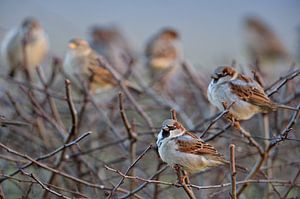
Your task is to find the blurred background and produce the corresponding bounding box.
[1,0,300,68]
[0,1,300,199]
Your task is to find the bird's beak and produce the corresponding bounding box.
[68,43,77,49]
[211,74,219,80]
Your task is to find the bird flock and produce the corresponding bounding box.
[0,17,299,198]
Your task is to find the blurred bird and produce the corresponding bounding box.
[145,28,183,86]
[207,66,299,121]
[89,25,135,76]
[64,38,139,93]
[156,119,227,174]
[1,17,48,80]
[244,16,288,62]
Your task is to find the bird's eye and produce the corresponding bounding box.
[162,129,170,138]
[167,125,176,130]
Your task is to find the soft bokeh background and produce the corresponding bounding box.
[1,0,300,68]
[0,1,300,199]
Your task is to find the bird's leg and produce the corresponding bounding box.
[173,164,186,184]
[224,111,240,128]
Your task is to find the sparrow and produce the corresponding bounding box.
[89,25,135,76]
[244,16,288,61]
[63,38,139,93]
[207,66,299,121]
[156,119,226,174]
[145,28,183,88]
[1,17,48,80]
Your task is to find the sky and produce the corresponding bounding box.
[0,0,299,68]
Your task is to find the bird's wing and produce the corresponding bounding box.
[229,78,275,111]
[87,51,116,85]
[145,37,177,59]
[175,132,224,159]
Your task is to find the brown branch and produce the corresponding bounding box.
[269,104,300,147]
[230,144,237,199]
[1,173,88,198]
[68,137,128,158]
[36,66,64,128]
[204,123,232,142]
[0,131,92,183]
[105,165,298,191]
[235,124,264,155]
[131,70,195,129]
[20,86,67,140]
[266,69,300,97]
[0,74,81,103]
[118,92,138,191]
[0,141,132,195]
[200,102,235,138]
[6,91,32,123]
[237,104,299,196]
[181,60,208,102]
[44,79,79,197]
[119,93,137,141]
[96,56,155,134]
[108,144,153,198]
[76,74,127,150]
[118,165,168,199]
[21,170,71,199]
[282,168,300,198]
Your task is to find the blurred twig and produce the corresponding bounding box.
[230,144,237,199]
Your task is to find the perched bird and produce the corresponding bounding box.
[156,119,226,173]
[207,66,299,121]
[89,25,135,76]
[64,38,139,93]
[1,17,48,80]
[244,16,288,62]
[145,28,183,85]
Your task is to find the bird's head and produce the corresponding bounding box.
[68,38,91,55]
[156,119,185,147]
[211,66,238,84]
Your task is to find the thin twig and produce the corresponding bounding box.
[0,141,132,195]
[96,56,155,135]
[108,144,153,198]
[21,170,71,199]
[0,132,92,183]
[44,79,79,197]
[200,102,234,138]
[230,144,237,199]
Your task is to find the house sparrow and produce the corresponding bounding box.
[244,16,288,61]
[145,28,182,70]
[207,66,298,121]
[64,38,139,93]
[64,38,115,92]
[1,17,48,80]
[144,28,185,93]
[89,25,135,76]
[156,119,226,173]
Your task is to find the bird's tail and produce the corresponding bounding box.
[124,80,143,94]
[223,161,248,173]
[276,104,299,111]
[223,161,266,178]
